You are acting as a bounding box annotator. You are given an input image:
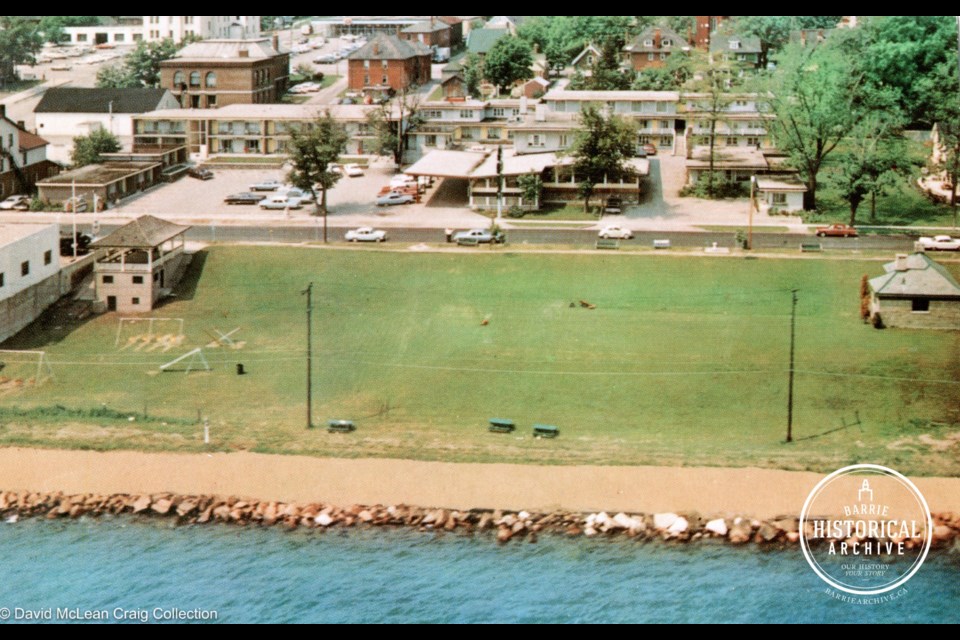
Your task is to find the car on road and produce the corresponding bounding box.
[453,228,506,244]
[376,192,415,206]
[59,232,92,256]
[642,143,658,156]
[345,227,388,242]
[224,192,266,205]
[344,164,364,177]
[0,194,30,210]
[187,167,214,180]
[260,195,303,209]
[815,224,858,238]
[918,235,960,251]
[314,54,337,64]
[598,225,634,240]
[278,187,314,203]
[249,179,284,191]
[604,197,623,214]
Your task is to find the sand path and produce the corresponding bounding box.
[1,448,958,518]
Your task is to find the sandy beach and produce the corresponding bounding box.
[1,447,959,517]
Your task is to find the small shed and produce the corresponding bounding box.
[754,175,807,213]
[869,253,960,330]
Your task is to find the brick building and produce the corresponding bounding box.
[347,35,432,94]
[400,20,452,49]
[694,16,730,49]
[623,26,687,71]
[160,38,290,109]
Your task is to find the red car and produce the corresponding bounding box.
[815,224,858,238]
[642,143,658,156]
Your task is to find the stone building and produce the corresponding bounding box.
[869,253,960,330]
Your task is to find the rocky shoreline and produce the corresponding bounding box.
[2,491,959,548]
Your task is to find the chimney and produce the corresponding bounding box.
[373,42,380,56]
[654,28,662,48]
[16,121,25,130]
[272,34,279,52]
[894,254,909,272]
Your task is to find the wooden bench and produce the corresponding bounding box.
[653,239,671,249]
[489,418,515,433]
[800,243,823,253]
[533,424,560,438]
[327,419,356,433]
[596,238,620,250]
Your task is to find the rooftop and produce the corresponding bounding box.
[755,176,807,192]
[870,253,960,298]
[710,34,763,55]
[91,215,191,250]
[543,90,680,102]
[35,88,174,114]
[166,39,282,62]
[624,26,687,53]
[404,149,488,178]
[687,145,769,169]
[466,28,509,55]
[348,34,432,61]
[140,103,393,121]
[38,161,160,187]
[0,224,55,250]
[402,20,449,34]
[17,129,48,151]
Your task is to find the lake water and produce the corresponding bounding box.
[0,518,957,623]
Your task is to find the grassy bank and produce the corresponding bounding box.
[2,247,958,475]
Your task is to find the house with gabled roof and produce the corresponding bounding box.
[347,34,432,94]
[400,19,452,49]
[35,88,180,164]
[571,44,603,76]
[623,26,687,71]
[710,34,763,69]
[466,28,509,58]
[0,105,58,200]
[868,253,960,330]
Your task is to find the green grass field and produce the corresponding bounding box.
[2,247,958,475]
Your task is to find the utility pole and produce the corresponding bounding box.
[496,145,504,221]
[786,289,798,443]
[302,283,313,429]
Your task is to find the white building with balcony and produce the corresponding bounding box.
[64,16,260,46]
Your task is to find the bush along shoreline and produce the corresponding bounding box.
[2,491,958,549]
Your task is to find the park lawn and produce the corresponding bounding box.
[1,247,958,476]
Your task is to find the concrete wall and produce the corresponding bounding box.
[0,225,60,298]
[872,296,960,331]
[0,271,61,343]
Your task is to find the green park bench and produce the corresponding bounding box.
[800,243,823,253]
[596,238,620,250]
[488,418,516,433]
[533,424,560,438]
[327,419,356,433]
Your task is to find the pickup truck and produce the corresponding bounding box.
[918,235,960,251]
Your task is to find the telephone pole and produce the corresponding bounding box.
[786,289,798,443]
[303,283,313,429]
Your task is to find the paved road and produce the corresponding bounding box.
[70,223,919,251]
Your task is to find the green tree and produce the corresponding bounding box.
[688,64,736,198]
[0,16,43,84]
[462,53,484,97]
[96,39,180,88]
[828,90,907,225]
[758,42,859,210]
[483,37,533,91]
[366,89,420,167]
[925,61,960,219]
[569,105,637,213]
[286,112,349,239]
[518,172,542,210]
[587,39,630,91]
[38,16,101,43]
[71,129,121,167]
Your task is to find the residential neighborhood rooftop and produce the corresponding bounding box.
[710,34,763,54]
[466,28,509,55]
[17,129,48,151]
[348,34,431,61]
[38,162,160,187]
[687,146,769,169]
[624,26,687,53]
[869,253,960,298]
[35,88,174,114]
[168,38,281,61]
[543,90,681,102]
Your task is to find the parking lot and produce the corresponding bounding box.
[110,158,488,229]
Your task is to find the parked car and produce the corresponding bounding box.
[224,192,266,205]
[918,235,960,251]
[642,143,658,156]
[453,228,506,244]
[389,174,418,189]
[63,196,88,213]
[344,163,364,177]
[604,197,623,214]
[278,187,314,203]
[59,232,92,256]
[345,227,388,243]
[598,225,634,240]
[314,54,337,64]
[249,179,284,191]
[0,194,30,210]
[815,224,858,238]
[376,192,415,206]
[187,167,214,180]
[260,195,303,210]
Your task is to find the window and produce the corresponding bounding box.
[737,54,746,62]
[643,39,653,47]
[21,261,29,277]
[772,193,787,205]
[912,299,930,313]
[207,95,217,107]
[44,250,52,266]
[558,134,569,147]
[133,276,144,285]
[132,298,140,305]
[364,75,370,85]
[189,71,200,87]
[382,59,388,68]
[459,110,474,119]
[527,134,544,147]
[726,137,738,146]
[659,53,667,60]
[647,53,655,61]
[382,74,388,84]
[492,108,505,117]
[423,110,443,119]
[149,16,159,24]
[655,102,668,113]
[363,60,370,69]
[747,137,760,146]
[729,39,741,50]
[103,275,114,284]
[77,33,88,42]
[205,72,217,88]
[662,38,672,47]
[486,128,501,139]
[185,16,194,24]
[115,34,125,43]
[0,273,4,287]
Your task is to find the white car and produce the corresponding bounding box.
[345,227,387,243]
[598,226,634,240]
[918,235,960,251]
[0,194,30,210]
[389,174,417,189]
[344,164,364,177]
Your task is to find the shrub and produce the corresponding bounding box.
[507,205,525,218]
